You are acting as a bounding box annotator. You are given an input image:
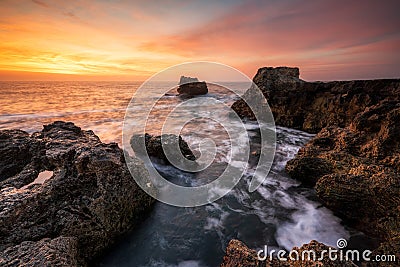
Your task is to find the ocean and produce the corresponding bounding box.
[0,81,374,266]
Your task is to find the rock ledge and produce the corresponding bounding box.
[0,121,155,266]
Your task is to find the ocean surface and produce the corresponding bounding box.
[0,81,375,266]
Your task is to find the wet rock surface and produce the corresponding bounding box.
[220,239,355,267]
[0,121,155,266]
[131,133,196,165]
[177,81,208,96]
[231,67,400,266]
[285,104,400,265]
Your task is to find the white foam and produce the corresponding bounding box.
[276,202,350,250]
[256,186,272,199]
[204,217,222,230]
[176,261,205,267]
[273,190,297,209]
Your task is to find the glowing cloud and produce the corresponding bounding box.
[0,0,399,80]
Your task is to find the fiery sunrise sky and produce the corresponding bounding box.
[0,0,399,81]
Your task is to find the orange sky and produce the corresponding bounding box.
[0,0,399,81]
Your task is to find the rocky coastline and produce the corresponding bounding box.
[232,67,399,134]
[0,68,398,266]
[225,67,400,266]
[0,121,155,266]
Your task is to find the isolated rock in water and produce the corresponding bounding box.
[179,75,199,85]
[220,239,355,266]
[0,121,155,266]
[131,133,196,165]
[177,76,208,95]
[232,66,400,133]
[177,81,208,96]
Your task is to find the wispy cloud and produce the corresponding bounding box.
[0,0,399,80]
[31,0,49,8]
[137,0,400,79]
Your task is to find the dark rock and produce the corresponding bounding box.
[0,237,79,266]
[232,67,400,133]
[315,166,399,231]
[0,121,155,266]
[233,66,400,265]
[177,81,208,95]
[286,157,333,186]
[0,130,38,182]
[131,133,196,165]
[220,239,355,266]
[285,102,400,263]
[232,66,399,264]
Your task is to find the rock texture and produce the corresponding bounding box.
[131,133,196,165]
[0,121,155,266]
[232,67,400,133]
[0,237,79,266]
[231,67,400,266]
[177,81,208,96]
[220,239,355,267]
[286,102,400,265]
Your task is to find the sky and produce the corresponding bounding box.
[0,0,399,81]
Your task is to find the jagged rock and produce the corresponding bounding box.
[220,239,286,267]
[0,121,155,266]
[0,237,79,266]
[285,157,333,186]
[179,75,199,85]
[177,81,208,95]
[232,66,400,265]
[285,103,400,265]
[131,133,196,165]
[220,239,354,266]
[0,130,38,182]
[232,67,400,133]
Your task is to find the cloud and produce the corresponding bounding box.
[32,0,49,8]
[136,0,400,79]
[140,0,399,56]
[1,0,399,80]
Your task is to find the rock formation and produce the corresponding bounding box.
[0,237,79,266]
[285,102,400,265]
[177,81,208,96]
[230,67,400,266]
[232,67,399,133]
[177,76,208,96]
[220,239,355,266]
[0,121,155,266]
[131,133,196,165]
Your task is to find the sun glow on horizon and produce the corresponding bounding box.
[0,0,399,81]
